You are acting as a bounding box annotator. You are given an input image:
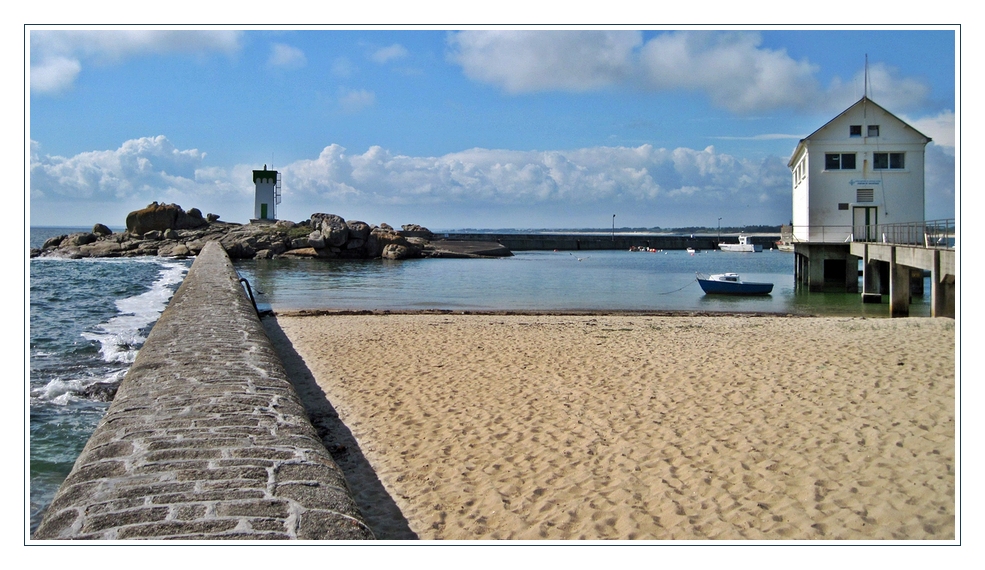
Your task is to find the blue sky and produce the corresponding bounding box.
[28,27,957,230]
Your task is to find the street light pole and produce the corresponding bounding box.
[718,217,722,245]
[612,214,615,242]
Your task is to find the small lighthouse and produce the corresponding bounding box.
[252,165,281,222]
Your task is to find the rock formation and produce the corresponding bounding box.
[32,204,512,261]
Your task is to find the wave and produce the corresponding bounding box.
[80,260,187,365]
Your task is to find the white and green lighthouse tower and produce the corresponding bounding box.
[252,165,281,221]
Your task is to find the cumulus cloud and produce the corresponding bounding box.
[268,43,306,68]
[447,30,642,93]
[824,62,931,114]
[638,32,819,113]
[370,43,409,64]
[447,30,940,116]
[30,30,243,93]
[29,135,255,224]
[33,135,953,228]
[904,110,955,150]
[31,135,208,199]
[30,55,82,93]
[280,142,793,227]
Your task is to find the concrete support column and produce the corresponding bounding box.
[861,244,882,303]
[808,250,825,292]
[889,246,910,317]
[845,255,859,293]
[931,250,956,318]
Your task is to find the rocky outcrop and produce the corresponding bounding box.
[125,202,208,237]
[33,205,512,261]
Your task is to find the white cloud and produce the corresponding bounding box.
[824,62,931,114]
[32,136,953,229]
[447,30,642,93]
[30,30,243,93]
[268,43,306,69]
[447,30,940,117]
[638,32,819,113]
[338,88,376,113]
[370,44,409,64]
[904,110,955,150]
[281,143,792,221]
[30,56,81,93]
[29,136,252,225]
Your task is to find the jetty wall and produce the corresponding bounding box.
[440,233,779,252]
[34,241,373,540]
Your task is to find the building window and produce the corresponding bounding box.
[868,125,880,137]
[856,188,874,202]
[838,203,849,210]
[873,152,904,170]
[824,153,857,170]
[850,125,862,137]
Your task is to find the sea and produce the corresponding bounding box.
[27,226,932,533]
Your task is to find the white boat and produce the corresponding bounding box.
[718,235,762,252]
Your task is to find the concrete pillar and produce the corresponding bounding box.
[861,244,882,303]
[931,250,955,318]
[845,256,859,293]
[809,250,825,292]
[889,246,910,317]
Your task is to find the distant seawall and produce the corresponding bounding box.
[439,233,779,252]
[34,241,373,540]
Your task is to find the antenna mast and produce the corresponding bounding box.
[862,55,868,121]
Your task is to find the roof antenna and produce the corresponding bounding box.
[864,54,869,99]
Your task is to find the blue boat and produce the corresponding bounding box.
[696,272,773,295]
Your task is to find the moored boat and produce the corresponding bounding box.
[718,235,762,252]
[696,272,773,295]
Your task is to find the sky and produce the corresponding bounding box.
[27,27,957,230]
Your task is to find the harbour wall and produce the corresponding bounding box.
[33,241,374,540]
[439,233,779,252]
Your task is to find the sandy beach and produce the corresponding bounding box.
[263,313,955,540]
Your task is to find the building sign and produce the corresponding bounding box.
[850,179,882,186]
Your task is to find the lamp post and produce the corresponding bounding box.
[612,214,615,242]
[718,217,722,245]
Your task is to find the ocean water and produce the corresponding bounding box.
[234,247,931,317]
[28,227,931,533]
[28,227,190,533]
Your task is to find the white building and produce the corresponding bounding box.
[252,166,281,222]
[787,96,931,244]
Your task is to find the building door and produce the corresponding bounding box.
[260,203,268,219]
[853,206,878,242]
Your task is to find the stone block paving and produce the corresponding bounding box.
[34,241,374,540]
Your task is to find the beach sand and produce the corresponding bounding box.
[263,313,955,540]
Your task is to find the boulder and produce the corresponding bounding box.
[92,223,112,236]
[381,244,414,260]
[311,213,349,247]
[125,202,208,236]
[346,220,371,242]
[308,231,326,249]
[364,227,412,258]
[42,235,67,250]
[64,232,97,247]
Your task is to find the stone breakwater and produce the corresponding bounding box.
[33,241,374,540]
[32,204,511,261]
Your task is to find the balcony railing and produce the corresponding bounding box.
[789,219,955,249]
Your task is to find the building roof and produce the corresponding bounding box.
[787,96,932,167]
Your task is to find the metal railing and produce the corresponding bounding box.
[789,219,955,250]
